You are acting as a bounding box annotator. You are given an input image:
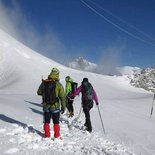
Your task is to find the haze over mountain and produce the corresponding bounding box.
[65,56,140,76]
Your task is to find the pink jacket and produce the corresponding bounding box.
[69,85,99,105]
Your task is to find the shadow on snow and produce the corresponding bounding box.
[0,114,44,137]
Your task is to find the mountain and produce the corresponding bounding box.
[130,67,155,93]
[65,57,155,93]
[0,29,69,94]
[116,66,141,76]
[65,57,140,76]
[64,57,97,72]
[0,29,155,155]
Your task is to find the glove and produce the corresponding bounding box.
[61,108,65,114]
[96,102,99,106]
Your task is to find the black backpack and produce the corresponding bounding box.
[71,82,78,93]
[82,82,94,109]
[82,82,93,100]
[42,80,58,104]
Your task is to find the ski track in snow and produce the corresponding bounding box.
[0,115,135,155]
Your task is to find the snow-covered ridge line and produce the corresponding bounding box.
[0,29,67,92]
[65,57,155,93]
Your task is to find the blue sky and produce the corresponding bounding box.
[0,0,155,68]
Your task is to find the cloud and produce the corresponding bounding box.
[98,39,126,75]
[0,0,127,70]
[0,0,68,63]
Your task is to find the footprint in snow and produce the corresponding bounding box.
[4,148,19,154]
[0,128,6,133]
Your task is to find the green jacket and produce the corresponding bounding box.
[37,80,66,111]
[65,78,73,97]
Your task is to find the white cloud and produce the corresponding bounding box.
[98,39,126,75]
[0,0,68,63]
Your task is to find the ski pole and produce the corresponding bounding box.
[97,106,106,134]
[73,105,82,122]
[41,75,45,123]
[150,93,155,118]
[68,105,83,128]
[77,105,82,119]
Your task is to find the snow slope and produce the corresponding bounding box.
[0,29,155,155]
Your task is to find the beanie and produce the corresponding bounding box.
[48,67,60,80]
[82,78,88,83]
[65,76,70,81]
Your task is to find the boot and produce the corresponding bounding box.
[53,124,61,138]
[86,123,92,133]
[44,123,50,138]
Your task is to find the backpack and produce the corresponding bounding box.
[82,82,94,109]
[42,79,58,104]
[82,82,94,101]
[71,82,78,93]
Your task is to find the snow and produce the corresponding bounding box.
[65,57,97,72]
[64,57,141,77]
[117,66,140,76]
[0,29,155,155]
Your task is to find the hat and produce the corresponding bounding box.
[48,67,60,80]
[82,78,88,83]
[65,76,70,81]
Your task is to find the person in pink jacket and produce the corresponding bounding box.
[69,78,99,133]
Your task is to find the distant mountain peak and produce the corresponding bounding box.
[130,66,155,93]
[64,56,97,72]
[65,57,141,76]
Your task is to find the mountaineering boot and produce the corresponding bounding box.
[84,121,92,133]
[53,124,61,139]
[86,124,92,133]
[44,123,50,138]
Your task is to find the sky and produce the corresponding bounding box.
[0,0,155,68]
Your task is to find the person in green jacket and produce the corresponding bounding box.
[37,67,66,139]
[65,76,75,117]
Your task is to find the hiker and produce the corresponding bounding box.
[65,76,77,117]
[69,78,99,133]
[37,67,66,139]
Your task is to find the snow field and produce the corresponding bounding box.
[0,115,135,155]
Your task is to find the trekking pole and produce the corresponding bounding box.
[97,106,106,134]
[73,105,83,122]
[77,105,82,119]
[150,93,155,118]
[41,75,45,123]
